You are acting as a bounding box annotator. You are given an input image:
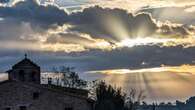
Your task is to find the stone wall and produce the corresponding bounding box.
[0,81,93,110]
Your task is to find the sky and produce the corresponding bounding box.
[0,0,195,72]
[0,0,195,69]
[86,65,195,102]
[1,0,195,102]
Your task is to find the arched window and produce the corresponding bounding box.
[19,70,25,81]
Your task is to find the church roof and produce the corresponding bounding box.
[12,57,40,69]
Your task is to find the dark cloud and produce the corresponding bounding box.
[0,0,193,58]
[0,0,157,44]
[0,0,195,73]
[69,6,194,39]
[0,0,68,28]
[0,0,9,3]
[137,5,195,37]
[0,18,46,42]
[158,24,192,37]
[138,5,195,25]
[76,45,195,71]
[1,45,195,72]
[0,0,193,42]
[69,6,157,41]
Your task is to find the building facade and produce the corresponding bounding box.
[0,55,93,110]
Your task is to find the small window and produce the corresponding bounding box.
[64,107,73,110]
[33,92,39,100]
[19,106,26,110]
[5,107,11,110]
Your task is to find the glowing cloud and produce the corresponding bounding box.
[0,0,195,53]
[86,65,195,102]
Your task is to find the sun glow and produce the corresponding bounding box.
[88,65,195,75]
[116,38,174,47]
[87,65,195,102]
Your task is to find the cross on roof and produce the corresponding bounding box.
[25,53,27,59]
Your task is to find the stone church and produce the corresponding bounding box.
[0,55,94,110]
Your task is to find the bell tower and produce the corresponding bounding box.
[7,54,41,84]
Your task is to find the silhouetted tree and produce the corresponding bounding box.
[125,89,146,110]
[176,100,185,110]
[94,81,125,110]
[52,66,87,88]
[152,103,157,110]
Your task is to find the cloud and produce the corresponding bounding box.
[0,0,195,53]
[0,0,195,73]
[68,6,195,41]
[46,33,95,44]
[157,22,193,38]
[1,45,195,72]
[0,0,68,28]
[0,0,9,3]
[138,5,195,25]
[68,6,157,42]
[44,32,112,51]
